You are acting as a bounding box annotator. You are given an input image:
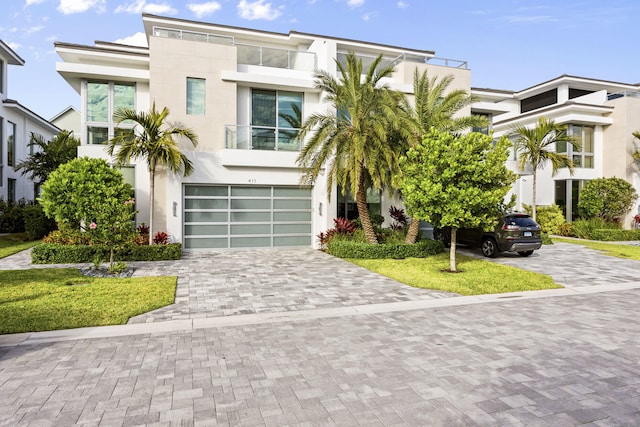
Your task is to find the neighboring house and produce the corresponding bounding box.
[472,75,640,227]
[50,105,81,138]
[0,40,59,202]
[54,13,472,249]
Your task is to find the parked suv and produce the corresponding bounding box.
[433,213,542,258]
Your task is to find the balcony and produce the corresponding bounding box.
[337,52,468,72]
[152,26,316,72]
[225,125,302,151]
[607,90,640,101]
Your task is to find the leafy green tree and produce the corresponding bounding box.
[107,103,198,244]
[400,129,515,272]
[39,157,133,230]
[298,51,411,244]
[402,69,488,243]
[13,130,79,184]
[577,177,638,223]
[509,117,579,221]
[87,197,137,272]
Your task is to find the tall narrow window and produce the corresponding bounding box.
[86,81,135,145]
[0,116,3,185]
[187,78,205,115]
[7,178,15,202]
[7,121,15,167]
[0,60,4,94]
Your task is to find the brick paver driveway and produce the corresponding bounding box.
[1,243,640,426]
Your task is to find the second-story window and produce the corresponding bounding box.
[0,59,4,94]
[7,121,15,167]
[251,89,302,151]
[86,81,135,145]
[556,124,594,169]
[187,77,205,115]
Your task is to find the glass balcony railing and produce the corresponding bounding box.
[337,52,468,72]
[607,90,640,101]
[225,125,302,151]
[153,26,234,45]
[236,44,316,71]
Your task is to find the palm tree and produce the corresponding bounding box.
[297,52,411,244]
[509,117,579,221]
[14,130,79,184]
[403,70,488,243]
[107,103,198,244]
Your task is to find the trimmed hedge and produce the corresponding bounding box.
[327,239,444,259]
[31,243,182,264]
[588,229,640,241]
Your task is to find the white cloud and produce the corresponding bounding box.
[397,1,408,8]
[25,0,47,6]
[506,15,556,23]
[57,0,106,14]
[238,0,282,21]
[26,25,44,34]
[7,42,21,51]
[362,11,377,21]
[187,2,221,18]
[346,0,363,8]
[114,0,178,15]
[114,31,148,47]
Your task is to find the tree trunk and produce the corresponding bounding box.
[532,170,537,222]
[355,171,378,244]
[405,217,420,244]
[449,227,457,272]
[149,165,155,245]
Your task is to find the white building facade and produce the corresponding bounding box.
[473,75,640,228]
[0,40,59,202]
[55,13,472,249]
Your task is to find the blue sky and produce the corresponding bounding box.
[2,0,639,120]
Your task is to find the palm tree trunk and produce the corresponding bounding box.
[405,218,420,244]
[355,170,378,244]
[449,227,457,272]
[532,170,537,222]
[149,165,155,245]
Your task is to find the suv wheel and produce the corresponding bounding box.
[434,229,450,248]
[481,237,498,258]
[518,250,534,257]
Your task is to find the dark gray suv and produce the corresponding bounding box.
[433,213,542,258]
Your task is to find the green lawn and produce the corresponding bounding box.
[349,253,561,296]
[552,237,640,260]
[0,268,176,334]
[0,233,40,259]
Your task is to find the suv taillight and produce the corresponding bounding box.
[503,224,520,230]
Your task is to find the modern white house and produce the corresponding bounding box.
[473,75,640,227]
[55,13,472,249]
[0,40,59,202]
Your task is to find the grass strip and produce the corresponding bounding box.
[0,233,39,259]
[349,253,561,296]
[0,268,176,334]
[552,237,640,261]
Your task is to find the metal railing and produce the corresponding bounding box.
[225,125,302,151]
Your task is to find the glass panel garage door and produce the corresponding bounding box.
[184,185,312,249]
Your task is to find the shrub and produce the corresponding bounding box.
[23,204,57,240]
[523,204,565,234]
[42,228,92,245]
[31,242,182,264]
[541,233,553,245]
[0,199,30,233]
[327,239,443,259]
[557,222,575,237]
[585,229,640,241]
[571,218,619,240]
[577,177,638,222]
[153,231,169,244]
[352,214,384,230]
[389,206,408,230]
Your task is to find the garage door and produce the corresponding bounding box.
[184,185,313,249]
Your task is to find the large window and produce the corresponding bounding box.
[86,81,135,145]
[555,179,589,221]
[251,89,302,151]
[556,124,594,168]
[0,60,4,94]
[187,77,205,115]
[7,121,15,167]
[336,186,381,221]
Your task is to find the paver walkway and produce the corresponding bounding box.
[1,242,640,426]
